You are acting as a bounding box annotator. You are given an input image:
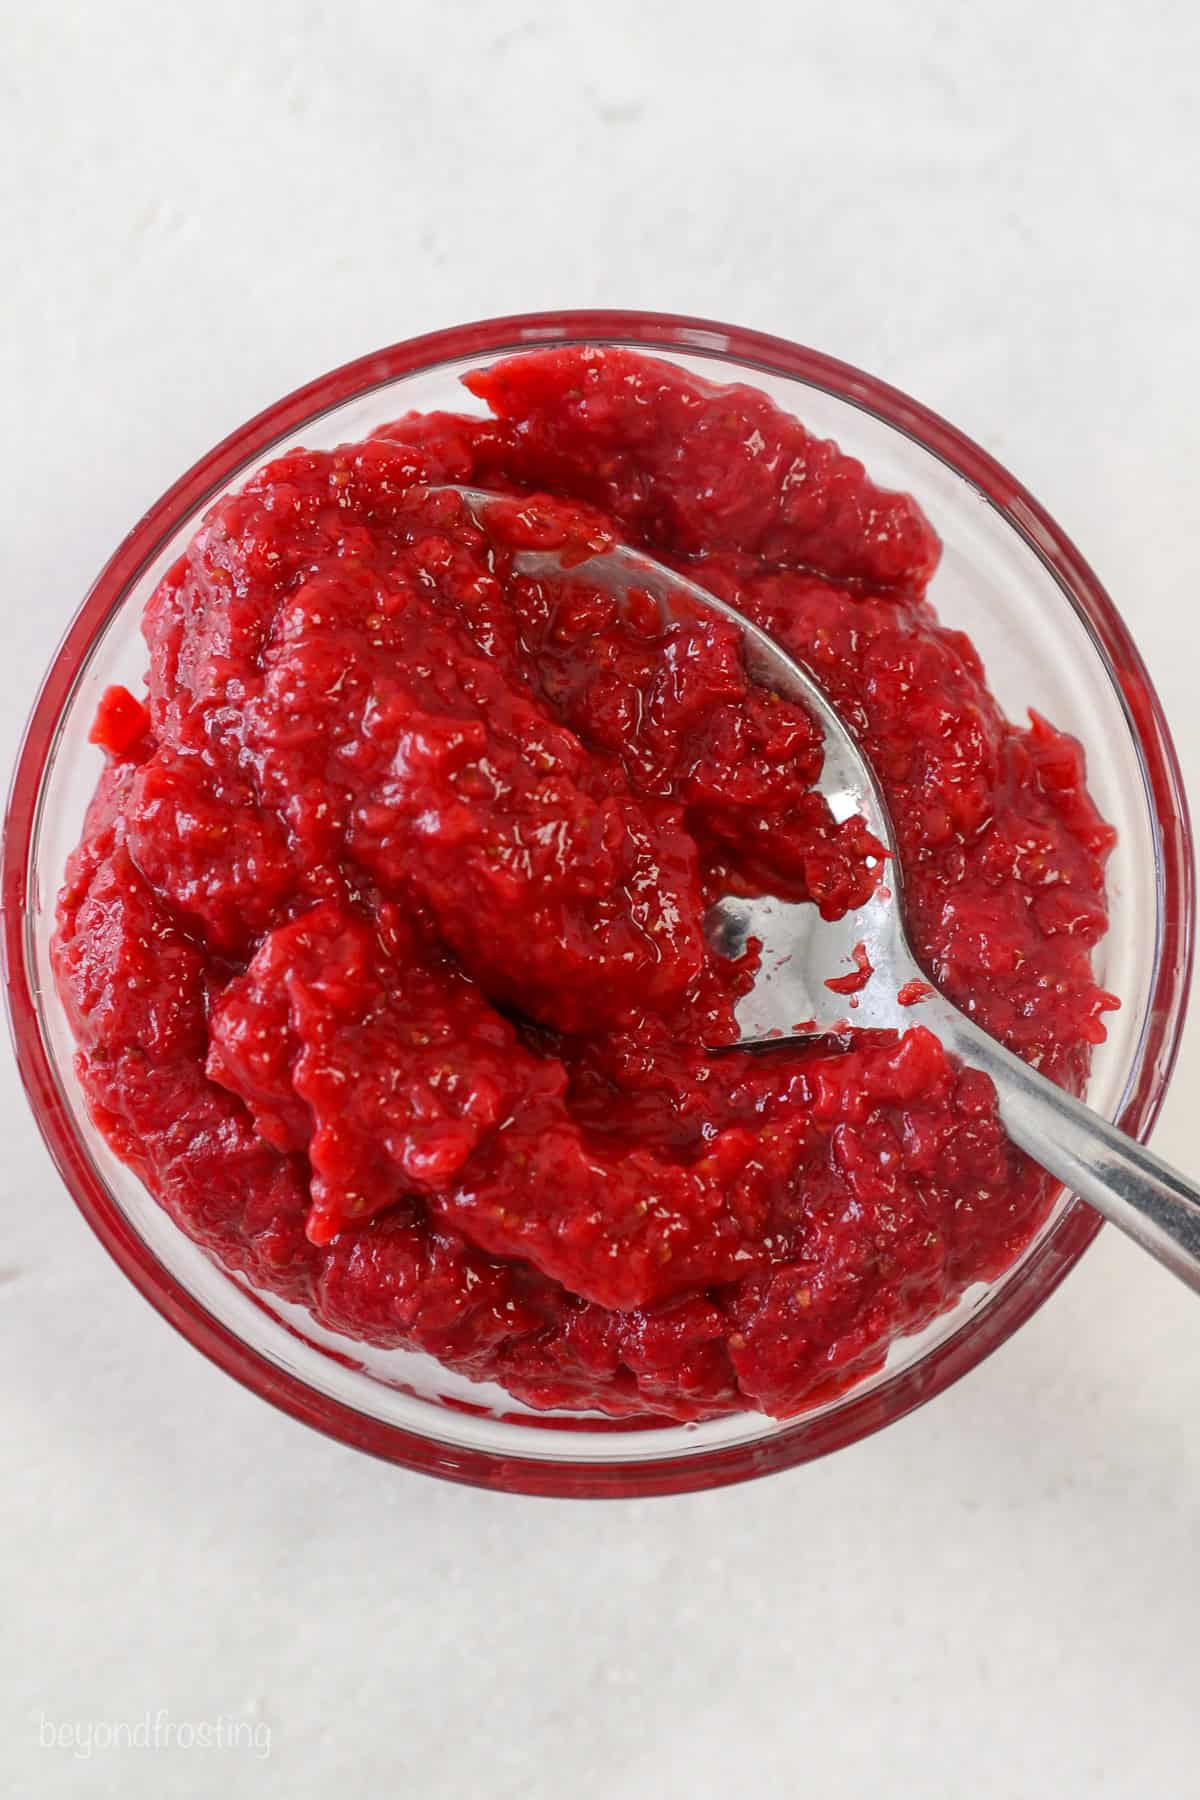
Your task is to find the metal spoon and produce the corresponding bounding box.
[443,484,1200,1294]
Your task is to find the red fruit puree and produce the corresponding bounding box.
[55,348,1117,1421]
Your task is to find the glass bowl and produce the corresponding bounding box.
[3,311,1193,1497]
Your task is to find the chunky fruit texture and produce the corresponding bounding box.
[56,348,1116,1421]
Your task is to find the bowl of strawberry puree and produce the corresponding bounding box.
[3,312,1192,1496]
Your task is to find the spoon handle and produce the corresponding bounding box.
[945,1010,1200,1293]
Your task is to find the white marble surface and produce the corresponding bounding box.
[3,3,1199,1794]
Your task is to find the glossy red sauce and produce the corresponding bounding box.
[54,348,1117,1420]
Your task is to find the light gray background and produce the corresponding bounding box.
[3,3,1198,1795]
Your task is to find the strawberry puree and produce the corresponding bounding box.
[54,348,1116,1420]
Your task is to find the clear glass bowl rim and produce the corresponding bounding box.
[2,308,1193,1498]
